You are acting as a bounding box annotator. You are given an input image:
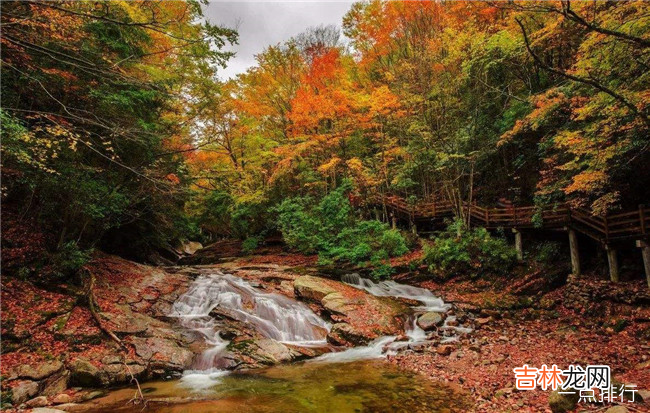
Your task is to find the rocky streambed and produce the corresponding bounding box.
[1,254,473,411]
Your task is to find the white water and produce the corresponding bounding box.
[169,272,330,371]
[341,273,450,312]
[312,273,472,363]
[170,270,470,377]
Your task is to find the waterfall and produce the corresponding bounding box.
[342,272,450,312]
[169,272,330,370]
[311,273,472,363]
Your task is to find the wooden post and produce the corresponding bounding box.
[606,245,619,282]
[636,240,650,289]
[485,209,490,227]
[568,228,581,276]
[391,212,396,230]
[640,204,646,235]
[512,228,523,261]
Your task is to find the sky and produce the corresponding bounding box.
[203,1,354,80]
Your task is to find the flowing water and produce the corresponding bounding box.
[169,272,330,368]
[84,271,469,412]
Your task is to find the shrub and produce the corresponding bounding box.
[242,236,260,254]
[533,241,564,264]
[422,220,517,277]
[274,181,408,278]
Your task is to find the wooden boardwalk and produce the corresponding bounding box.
[368,195,650,287]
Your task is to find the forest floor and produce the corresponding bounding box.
[389,274,650,412]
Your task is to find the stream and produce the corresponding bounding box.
[86,271,470,412]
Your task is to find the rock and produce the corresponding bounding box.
[68,358,103,387]
[251,339,294,364]
[101,355,123,365]
[327,323,370,346]
[296,275,409,344]
[102,307,150,335]
[10,380,39,405]
[605,407,629,413]
[322,292,356,316]
[475,317,491,326]
[637,389,650,402]
[294,276,338,302]
[31,409,67,413]
[183,241,203,255]
[494,387,514,398]
[130,337,194,372]
[417,312,444,330]
[101,364,131,384]
[16,360,63,380]
[41,370,70,397]
[25,396,49,408]
[548,389,579,413]
[51,394,72,404]
[436,344,454,356]
[80,390,106,401]
[219,329,238,340]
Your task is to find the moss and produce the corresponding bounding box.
[227,339,255,354]
[1,390,13,406]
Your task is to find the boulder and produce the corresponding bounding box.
[183,241,203,255]
[548,389,579,413]
[251,339,295,364]
[10,380,39,405]
[637,389,650,402]
[296,275,410,344]
[101,306,150,335]
[436,344,454,356]
[322,292,357,316]
[101,362,146,384]
[41,369,70,397]
[294,276,338,302]
[52,393,72,404]
[68,358,103,387]
[25,396,49,408]
[130,337,193,372]
[327,323,370,346]
[417,312,444,330]
[16,360,63,381]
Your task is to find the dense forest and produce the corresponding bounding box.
[2,0,649,276]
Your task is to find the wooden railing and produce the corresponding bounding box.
[368,195,649,243]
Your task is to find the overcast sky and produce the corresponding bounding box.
[203,1,354,80]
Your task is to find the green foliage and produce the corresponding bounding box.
[242,236,260,255]
[275,181,408,278]
[49,242,92,281]
[422,221,517,278]
[0,1,237,274]
[532,241,564,264]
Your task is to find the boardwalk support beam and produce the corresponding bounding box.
[636,240,650,289]
[567,228,581,276]
[512,228,523,261]
[606,245,619,282]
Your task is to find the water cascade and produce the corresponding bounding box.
[169,272,330,370]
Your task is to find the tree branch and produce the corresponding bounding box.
[515,18,650,129]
